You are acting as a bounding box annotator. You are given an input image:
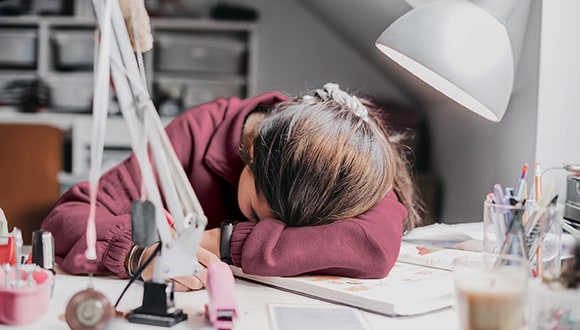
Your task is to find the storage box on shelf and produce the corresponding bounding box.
[0,16,255,177]
[154,31,247,74]
[0,28,37,69]
[45,21,96,114]
[0,20,39,107]
[50,29,95,71]
[150,18,254,115]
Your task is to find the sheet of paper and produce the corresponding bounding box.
[268,304,372,330]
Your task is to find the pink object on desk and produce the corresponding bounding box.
[205,261,237,330]
[0,237,16,265]
[0,267,54,325]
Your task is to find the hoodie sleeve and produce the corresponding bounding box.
[41,98,226,278]
[41,158,141,278]
[229,190,407,278]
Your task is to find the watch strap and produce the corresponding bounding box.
[220,219,236,265]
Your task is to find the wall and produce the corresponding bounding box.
[535,0,580,201]
[233,0,410,103]
[426,0,542,223]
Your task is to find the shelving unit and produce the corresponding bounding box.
[0,15,256,177]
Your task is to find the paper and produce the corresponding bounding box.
[398,241,483,271]
[403,222,484,248]
[268,304,372,330]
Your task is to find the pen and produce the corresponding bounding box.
[486,192,494,203]
[493,183,505,206]
[514,163,528,201]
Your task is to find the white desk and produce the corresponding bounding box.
[0,271,459,329]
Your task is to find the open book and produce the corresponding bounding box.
[231,222,485,317]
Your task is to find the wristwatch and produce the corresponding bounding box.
[220,219,237,265]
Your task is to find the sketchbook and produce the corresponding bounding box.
[231,223,488,317]
[231,261,455,317]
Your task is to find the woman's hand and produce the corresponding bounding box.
[139,243,221,292]
[171,247,221,291]
[200,228,221,256]
[138,242,159,282]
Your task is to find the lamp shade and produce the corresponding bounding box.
[375,0,515,122]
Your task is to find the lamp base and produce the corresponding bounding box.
[127,281,187,327]
[127,310,187,327]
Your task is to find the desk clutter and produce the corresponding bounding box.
[0,211,55,326]
[481,162,580,329]
[0,264,54,326]
[1,207,239,329]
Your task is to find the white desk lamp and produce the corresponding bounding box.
[63,1,235,328]
[375,0,531,122]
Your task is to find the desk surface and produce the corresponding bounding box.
[0,271,459,329]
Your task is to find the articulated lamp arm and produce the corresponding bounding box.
[91,0,206,282]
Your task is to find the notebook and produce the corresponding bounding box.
[231,261,455,317]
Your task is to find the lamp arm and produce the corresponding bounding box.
[92,0,207,282]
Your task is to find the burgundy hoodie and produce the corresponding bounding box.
[41,91,407,279]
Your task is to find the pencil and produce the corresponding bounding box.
[515,163,528,201]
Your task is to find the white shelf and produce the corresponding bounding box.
[0,16,255,176]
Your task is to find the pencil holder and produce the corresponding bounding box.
[483,200,562,278]
[0,265,54,325]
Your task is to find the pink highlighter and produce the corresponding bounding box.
[0,265,54,325]
[205,261,238,330]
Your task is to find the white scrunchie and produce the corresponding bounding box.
[321,83,369,122]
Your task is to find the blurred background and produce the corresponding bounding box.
[0,0,578,232]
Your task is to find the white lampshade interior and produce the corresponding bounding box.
[376,0,516,122]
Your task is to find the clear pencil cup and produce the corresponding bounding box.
[482,200,562,279]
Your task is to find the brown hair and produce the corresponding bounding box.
[246,84,423,231]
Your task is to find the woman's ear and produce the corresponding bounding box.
[239,112,267,165]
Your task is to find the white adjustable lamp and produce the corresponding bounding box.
[375,0,530,122]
